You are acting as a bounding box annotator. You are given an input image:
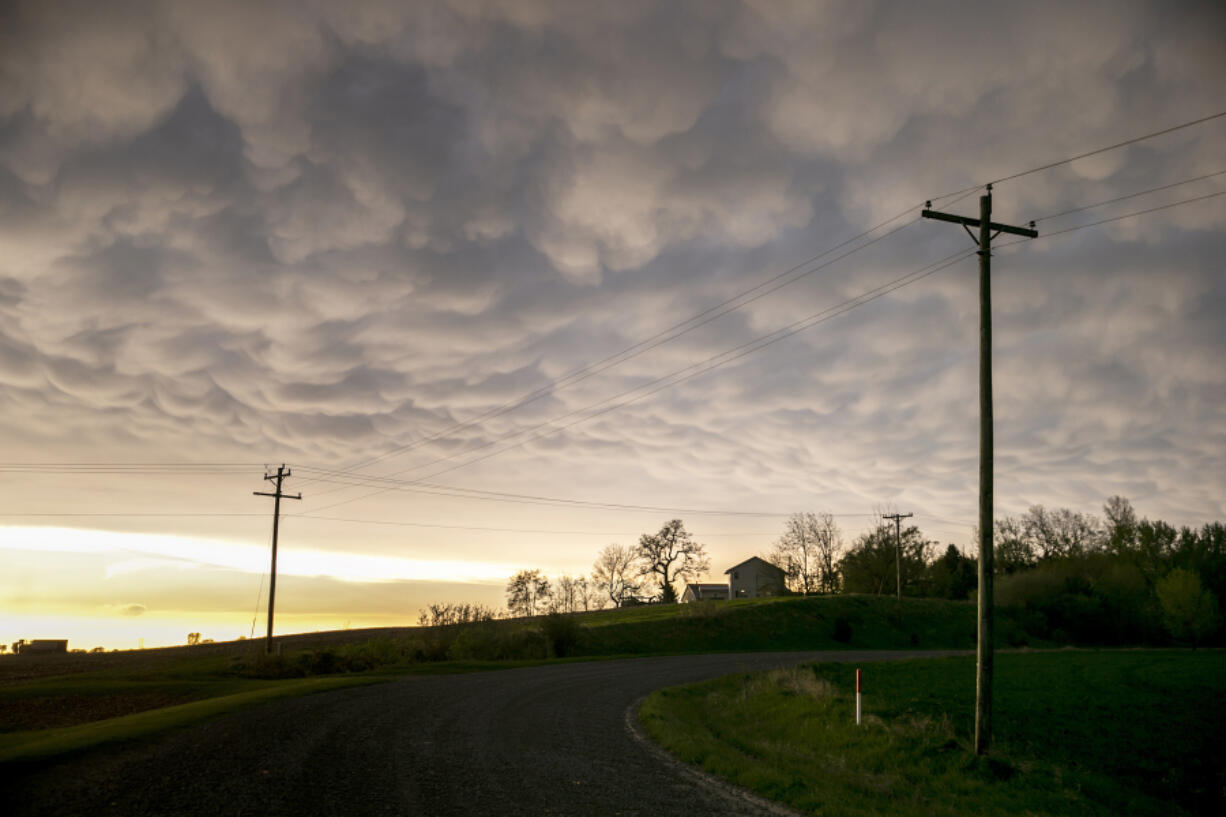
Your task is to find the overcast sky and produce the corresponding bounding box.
[2,0,1224,649]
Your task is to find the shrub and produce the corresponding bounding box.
[541,613,582,657]
[1157,568,1221,646]
[447,623,549,661]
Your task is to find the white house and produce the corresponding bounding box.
[725,556,787,598]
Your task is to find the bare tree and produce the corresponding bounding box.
[418,602,499,626]
[506,569,552,617]
[637,520,710,603]
[592,544,641,607]
[1022,505,1105,560]
[772,512,843,594]
[553,574,581,613]
[1103,495,1139,554]
[576,575,605,611]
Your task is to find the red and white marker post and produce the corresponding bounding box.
[855,668,862,725]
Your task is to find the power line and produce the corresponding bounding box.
[304,113,1226,499]
[294,465,877,518]
[1036,189,1226,238]
[1033,169,1226,223]
[291,513,781,536]
[991,109,1226,186]
[296,470,783,516]
[0,464,255,473]
[4,189,1216,531]
[299,195,976,493]
[302,112,1226,499]
[0,512,264,518]
[927,108,1226,204]
[306,246,979,514]
[306,181,1225,516]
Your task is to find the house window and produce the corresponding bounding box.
[733,571,739,579]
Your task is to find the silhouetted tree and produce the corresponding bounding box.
[993,516,1037,574]
[1022,505,1104,560]
[637,520,709,603]
[1103,495,1139,554]
[186,632,201,645]
[772,512,842,594]
[926,545,977,600]
[552,574,584,613]
[576,574,605,611]
[506,569,552,617]
[592,543,642,606]
[418,602,498,626]
[841,523,934,596]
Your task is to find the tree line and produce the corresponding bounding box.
[417,496,1223,646]
[500,518,713,617]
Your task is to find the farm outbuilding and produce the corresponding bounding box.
[680,583,731,602]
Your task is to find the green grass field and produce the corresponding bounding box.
[639,649,1226,817]
[575,594,1010,655]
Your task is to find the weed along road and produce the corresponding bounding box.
[11,650,963,816]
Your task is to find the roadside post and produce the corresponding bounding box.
[856,668,862,725]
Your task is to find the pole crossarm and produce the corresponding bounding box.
[921,208,1038,238]
[921,186,1036,756]
[253,464,301,654]
[882,512,914,601]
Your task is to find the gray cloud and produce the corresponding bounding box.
[0,0,1223,592]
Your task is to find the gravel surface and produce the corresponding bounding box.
[7,650,962,816]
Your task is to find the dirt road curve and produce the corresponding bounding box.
[9,650,959,816]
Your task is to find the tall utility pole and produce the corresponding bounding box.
[922,187,1036,754]
[882,512,913,600]
[253,464,301,654]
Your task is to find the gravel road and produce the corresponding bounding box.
[9,650,961,816]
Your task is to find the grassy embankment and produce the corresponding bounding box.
[0,594,1009,763]
[639,649,1226,817]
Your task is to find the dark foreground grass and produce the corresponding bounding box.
[639,650,1226,817]
[0,675,385,764]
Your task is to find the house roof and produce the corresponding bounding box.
[724,556,784,574]
[684,583,728,591]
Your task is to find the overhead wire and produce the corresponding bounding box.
[1032,169,1226,223]
[298,189,982,494]
[292,465,875,518]
[305,245,980,514]
[301,108,1226,503]
[0,512,264,518]
[991,109,1226,186]
[6,113,1222,538]
[305,179,1226,516]
[1035,188,1226,239]
[8,186,1214,536]
[292,513,785,536]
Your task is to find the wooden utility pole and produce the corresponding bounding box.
[253,464,301,654]
[882,512,913,600]
[923,187,1036,754]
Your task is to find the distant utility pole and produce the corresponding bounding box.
[923,187,1036,755]
[254,464,301,654]
[882,512,913,601]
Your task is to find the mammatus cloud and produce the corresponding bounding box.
[0,0,1222,595]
